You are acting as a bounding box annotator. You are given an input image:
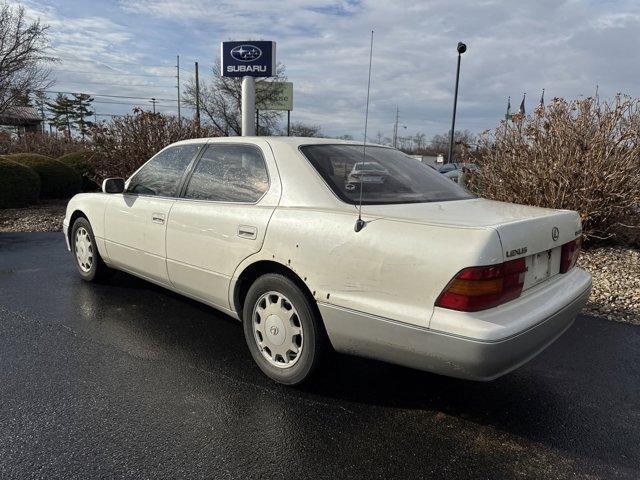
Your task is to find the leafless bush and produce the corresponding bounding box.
[467,95,640,244]
[0,131,87,157]
[90,109,220,179]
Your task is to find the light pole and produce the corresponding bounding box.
[447,41,466,164]
[392,106,407,148]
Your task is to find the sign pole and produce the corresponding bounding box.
[241,76,256,136]
[287,110,290,136]
[195,61,201,132]
[176,55,181,127]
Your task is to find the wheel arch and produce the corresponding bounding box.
[232,260,320,323]
[67,209,88,244]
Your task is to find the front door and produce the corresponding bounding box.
[103,142,205,286]
[166,142,281,309]
[104,195,174,285]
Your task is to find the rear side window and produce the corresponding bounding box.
[128,144,201,197]
[184,144,269,203]
[300,144,472,205]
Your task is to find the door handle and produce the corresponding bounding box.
[152,213,165,224]
[237,225,257,240]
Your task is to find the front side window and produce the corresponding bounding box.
[184,144,269,203]
[300,144,473,205]
[127,144,202,197]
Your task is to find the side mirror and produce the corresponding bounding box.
[102,178,125,194]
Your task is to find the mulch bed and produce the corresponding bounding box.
[579,247,640,324]
[0,199,67,233]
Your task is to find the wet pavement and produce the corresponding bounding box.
[0,232,638,479]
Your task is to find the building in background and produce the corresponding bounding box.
[0,107,43,137]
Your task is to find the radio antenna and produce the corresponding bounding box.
[355,29,374,233]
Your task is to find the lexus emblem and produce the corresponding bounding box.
[552,226,559,241]
[269,325,279,336]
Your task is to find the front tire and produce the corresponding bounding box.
[243,274,324,385]
[70,217,108,282]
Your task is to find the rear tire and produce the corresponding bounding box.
[70,217,108,282]
[243,274,324,385]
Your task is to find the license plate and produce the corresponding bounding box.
[523,247,561,290]
[530,250,553,283]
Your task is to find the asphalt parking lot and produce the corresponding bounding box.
[1,232,639,479]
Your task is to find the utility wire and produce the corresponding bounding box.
[57,56,175,68]
[51,69,176,78]
[91,99,177,106]
[56,81,175,89]
[38,89,177,102]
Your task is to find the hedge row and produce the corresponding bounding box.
[0,151,96,208]
[57,151,98,191]
[0,161,41,208]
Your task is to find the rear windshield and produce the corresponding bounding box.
[300,144,473,205]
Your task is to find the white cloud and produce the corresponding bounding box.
[13,0,640,137]
[8,0,178,115]
[119,0,640,137]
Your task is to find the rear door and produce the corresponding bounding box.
[166,141,281,309]
[103,143,204,285]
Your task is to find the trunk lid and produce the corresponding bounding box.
[362,198,583,287]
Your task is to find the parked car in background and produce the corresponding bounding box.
[345,161,389,191]
[63,137,591,385]
[438,163,461,174]
[441,162,479,184]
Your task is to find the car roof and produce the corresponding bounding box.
[170,136,388,148]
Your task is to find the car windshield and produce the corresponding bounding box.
[300,144,473,205]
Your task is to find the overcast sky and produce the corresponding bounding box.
[14,0,640,139]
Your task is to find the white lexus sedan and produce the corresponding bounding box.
[63,137,592,385]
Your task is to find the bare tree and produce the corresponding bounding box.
[429,129,475,159]
[413,132,426,151]
[182,61,287,136]
[287,121,323,137]
[0,4,55,114]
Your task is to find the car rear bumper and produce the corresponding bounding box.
[319,269,591,380]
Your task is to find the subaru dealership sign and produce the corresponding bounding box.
[221,41,276,77]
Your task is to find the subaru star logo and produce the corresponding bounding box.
[231,45,262,62]
[552,226,559,241]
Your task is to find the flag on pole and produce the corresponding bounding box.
[539,88,545,107]
[505,96,512,121]
[518,93,526,115]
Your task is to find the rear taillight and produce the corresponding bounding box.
[560,237,582,273]
[435,258,528,312]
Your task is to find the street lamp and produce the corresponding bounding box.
[447,41,466,164]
